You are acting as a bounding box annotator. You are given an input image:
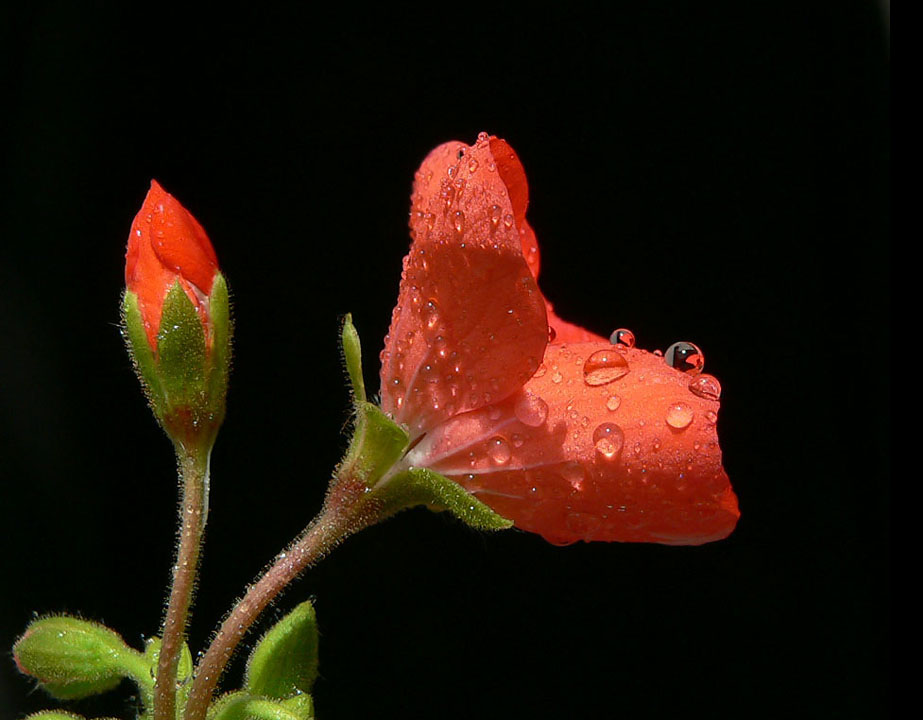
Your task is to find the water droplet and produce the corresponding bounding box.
[467,158,479,173]
[511,433,525,448]
[606,394,621,412]
[453,210,465,233]
[561,462,585,491]
[609,328,636,348]
[547,325,557,342]
[424,300,439,329]
[582,349,630,386]
[503,213,514,228]
[477,131,489,143]
[489,204,502,228]
[423,212,435,230]
[487,436,511,465]
[514,393,548,427]
[689,373,722,400]
[593,422,624,460]
[664,341,704,375]
[666,403,694,430]
[551,370,563,384]
[705,410,718,424]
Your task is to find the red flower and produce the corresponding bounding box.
[125,180,219,349]
[380,133,739,545]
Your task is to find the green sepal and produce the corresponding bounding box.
[157,281,207,404]
[376,467,514,531]
[123,290,166,414]
[280,693,314,719]
[13,616,147,701]
[340,313,366,403]
[207,272,232,418]
[245,601,318,699]
[142,635,193,712]
[342,402,409,486]
[209,692,310,720]
[23,712,88,720]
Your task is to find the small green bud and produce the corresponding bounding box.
[13,616,142,700]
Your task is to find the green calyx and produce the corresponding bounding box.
[337,314,512,533]
[122,274,232,449]
[12,616,150,701]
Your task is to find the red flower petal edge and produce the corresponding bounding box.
[384,133,739,545]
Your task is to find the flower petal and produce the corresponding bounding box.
[380,136,548,436]
[408,343,738,545]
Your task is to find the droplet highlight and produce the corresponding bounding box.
[664,341,704,375]
[514,393,549,427]
[665,403,694,430]
[583,349,630,386]
[688,373,722,400]
[609,328,636,348]
[593,422,625,460]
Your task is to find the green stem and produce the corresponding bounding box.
[183,477,375,720]
[155,446,210,720]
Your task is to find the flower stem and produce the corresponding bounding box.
[154,446,210,720]
[183,478,376,720]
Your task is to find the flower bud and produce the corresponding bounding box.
[122,181,231,449]
[13,616,140,700]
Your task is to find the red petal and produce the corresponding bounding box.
[380,136,548,435]
[125,181,219,349]
[408,343,738,545]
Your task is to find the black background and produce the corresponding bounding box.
[1,3,889,719]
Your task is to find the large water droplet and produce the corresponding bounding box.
[583,349,630,386]
[609,328,636,348]
[514,393,549,427]
[689,373,722,400]
[664,341,704,375]
[593,422,624,460]
[487,436,512,465]
[666,403,694,430]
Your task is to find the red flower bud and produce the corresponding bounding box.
[125,180,219,349]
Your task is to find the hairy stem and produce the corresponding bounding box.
[155,447,210,720]
[183,478,375,720]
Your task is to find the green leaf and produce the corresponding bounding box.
[343,402,409,486]
[13,616,146,701]
[210,692,310,720]
[245,601,318,699]
[376,467,514,531]
[340,313,366,403]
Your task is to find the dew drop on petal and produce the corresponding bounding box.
[467,158,479,173]
[453,210,465,233]
[547,325,557,342]
[664,341,704,375]
[551,370,563,384]
[688,373,722,400]
[666,403,694,430]
[606,394,621,412]
[582,349,630,386]
[487,436,512,465]
[489,204,502,228]
[561,462,585,491]
[424,300,440,329]
[503,213,514,228]
[592,422,625,460]
[609,328,636,348]
[705,410,718,424]
[514,393,549,427]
